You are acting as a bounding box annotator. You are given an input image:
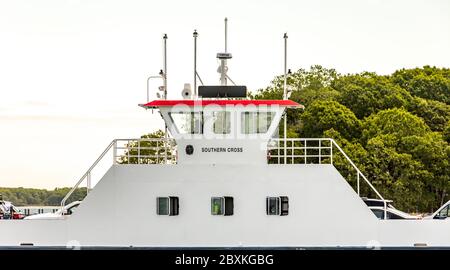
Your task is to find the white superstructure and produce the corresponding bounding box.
[1,19,449,249]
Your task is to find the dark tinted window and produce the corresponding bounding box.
[280,196,289,216]
[371,209,384,219]
[266,197,280,215]
[224,197,234,216]
[157,197,179,216]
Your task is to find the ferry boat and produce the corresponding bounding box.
[1,19,449,249]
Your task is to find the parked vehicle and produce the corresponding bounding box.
[24,201,81,220]
[369,206,420,220]
[362,197,419,220]
[0,196,25,219]
[423,200,450,220]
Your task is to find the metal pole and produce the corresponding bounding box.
[163,33,168,100]
[283,33,288,100]
[193,30,198,98]
[86,172,91,195]
[219,18,228,86]
[163,33,169,145]
[284,113,287,164]
[357,172,360,196]
[283,33,288,164]
[113,140,117,165]
[225,17,228,53]
[330,139,333,164]
[147,76,150,103]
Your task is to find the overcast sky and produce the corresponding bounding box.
[0,0,449,189]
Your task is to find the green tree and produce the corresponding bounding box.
[301,100,361,140]
[407,97,450,132]
[398,133,450,209]
[0,187,86,206]
[364,136,433,212]
[118,130,174,164]
[252,65,340,107]
[332,72,413,118]
[391,66,450,104]
[444,121,450,143]
[362,108,429,143]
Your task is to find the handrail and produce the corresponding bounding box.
[60,138,177,212]
[268,138,388,219]
[60,140,116,212]
[330,139,387,220]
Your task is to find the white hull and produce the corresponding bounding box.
[2,164,449,248]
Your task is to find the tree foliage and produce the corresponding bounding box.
[255,65,450,213]
[0,187,86,206]
[362,108,429,142]
[333,72,413,118]
[118,130,174,164]
[390,66,450,104]
[301,100,361,140]
[407,97,450,132]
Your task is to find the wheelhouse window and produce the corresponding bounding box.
[169,112,203,134]
[157,196,179,216]
[435,205,449,219]
[212,111,231,134]
[211,196,234,216]
[241,112,275,134]
[266,196,289,216]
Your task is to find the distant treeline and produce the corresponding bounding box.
[0,187,87,206]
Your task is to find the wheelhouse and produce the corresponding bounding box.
[141,99,303,165]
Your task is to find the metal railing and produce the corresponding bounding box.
[268,138,388,219]
[268,138,333,164]
[60,138,176,212]
[114,138,176,164]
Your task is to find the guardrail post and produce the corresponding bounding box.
[113,140,117,165]
[138,140,141,164]
[319,139,321,164]
[127,140,130,164]
[277,140,280,164]
[330,139,333,164]
[357,172,360,196]
[304,140,307,164]
[164,139,168,164]
[87,172,91,195]
[291,139,294,164]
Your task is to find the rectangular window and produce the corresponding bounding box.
[280,196,289,216]
[436,205,449,219]
[224,196,234,216]
[211,196,234,216]
[211,197,224,215]
[241,112,275,134]
[169,112,203,134]
[266,196,289,216]
[157,196,179,216]
[266,197,280,215]
[212,111,231,134]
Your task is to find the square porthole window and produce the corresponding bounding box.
[211,196,234,216]
[266,196,289,216]
[157,196,179,216]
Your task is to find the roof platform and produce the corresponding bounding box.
[141,99,303,109]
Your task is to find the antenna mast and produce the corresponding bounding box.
[163,33,168,99]
[217,18,232,86]
[283,33,288,100]
[193,30,198,98]
[283,33,288,164]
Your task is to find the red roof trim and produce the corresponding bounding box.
[142,99,302,108]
